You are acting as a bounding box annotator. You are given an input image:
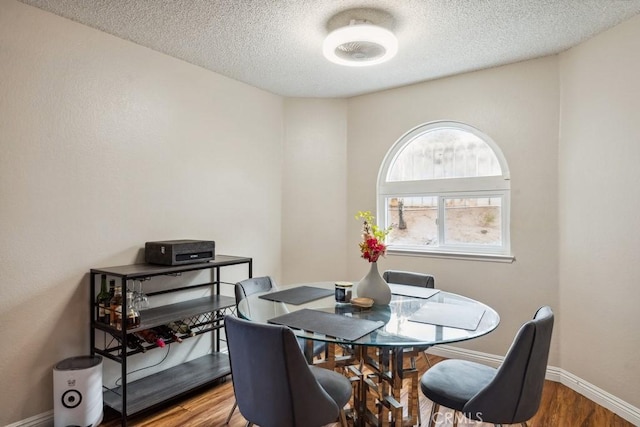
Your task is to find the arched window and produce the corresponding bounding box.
[378,121,512,260]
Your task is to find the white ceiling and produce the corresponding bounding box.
[19,0,640,98]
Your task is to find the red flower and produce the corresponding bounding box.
[360,234,387,262]
[356,211,391,263]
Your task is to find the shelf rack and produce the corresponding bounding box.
[89,255,252,426]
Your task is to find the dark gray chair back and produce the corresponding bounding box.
[234,276,326,359]
[464,306,554,423]
[383,269,435,288]
[225,315,341,427]
[234,276,276,306]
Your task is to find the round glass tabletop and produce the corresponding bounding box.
[236,281,499,348]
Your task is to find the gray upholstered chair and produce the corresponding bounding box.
[383,269,435,367]
[420,306,554,427]
[234,275,276,306]
[225,315,352,427]
[234,276,326,358]
[225,276,326,424]
[382,269,436,425]
[383,269,435,289]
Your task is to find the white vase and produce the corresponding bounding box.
[356,262,391,305]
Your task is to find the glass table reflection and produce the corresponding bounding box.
[235,281,500,427]
[236,281,499,347]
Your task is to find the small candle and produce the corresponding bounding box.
[335,281,353,303]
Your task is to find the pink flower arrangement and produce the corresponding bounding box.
[356,211,391,263]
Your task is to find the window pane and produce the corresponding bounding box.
[443,197,502,246]
[386,197,438,246]
[388,128,502,182]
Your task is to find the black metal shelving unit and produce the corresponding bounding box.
[89,255,252,426]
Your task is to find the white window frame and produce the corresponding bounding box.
[377,121,514,262]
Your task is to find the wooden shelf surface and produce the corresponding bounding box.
[103,353,231,416]
[94,295,236,333]
[91,255,249,425]
[134,295,235,331]
[90,255,252,279]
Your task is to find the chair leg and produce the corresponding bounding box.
[421,350,432,368]
[452,410,458,427]
[406,355,421,426]
[225,401,237,424]
[339,408,348,427]
[429,403,440,427]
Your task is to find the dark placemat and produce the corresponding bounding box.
[408,302,486,330]
[258,286,334,305]
[268,308,384,341]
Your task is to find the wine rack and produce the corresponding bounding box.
[89,255,252,427]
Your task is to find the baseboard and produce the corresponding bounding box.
[5,410,53,427]
[427,345,640,426]
[10,347,640,427]
[557,368,640,426]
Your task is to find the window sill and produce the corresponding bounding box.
[387,248,515,263]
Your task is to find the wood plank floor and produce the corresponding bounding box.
[100,355,633,427]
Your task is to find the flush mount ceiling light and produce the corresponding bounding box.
[323,20,398,67]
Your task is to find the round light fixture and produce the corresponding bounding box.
[323,21,398,67]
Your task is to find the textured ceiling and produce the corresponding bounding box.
[19,0,640,98]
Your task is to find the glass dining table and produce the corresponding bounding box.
[236,281,499,427]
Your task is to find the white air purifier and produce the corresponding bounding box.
[53,355,103,427]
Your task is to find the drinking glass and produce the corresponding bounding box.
[133,280,149,310]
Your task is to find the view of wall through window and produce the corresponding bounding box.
[387,128,502,181]
[386,196,502,247]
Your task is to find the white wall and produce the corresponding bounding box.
[346,57,561,362]
[0,1,283,424]
[282,98,348,284]
[559,15,640,408]
[2,0,640,423]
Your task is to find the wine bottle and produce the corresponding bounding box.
[96,274,111,324]
[109,281,123,330]
[168,320,196,337]
[154,325,182,343]
[113,333,147,353]
[125,289,140,329]
[135,329,165,348]
[126,333,146,353]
